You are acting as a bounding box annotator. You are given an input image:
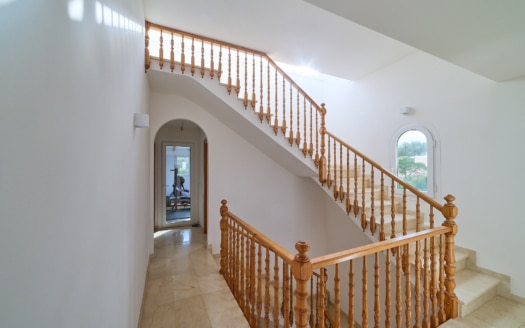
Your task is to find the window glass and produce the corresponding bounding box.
[397,130,428,192]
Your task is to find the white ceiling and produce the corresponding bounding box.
[144,0,525,82]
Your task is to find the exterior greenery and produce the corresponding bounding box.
[397,140,427,191]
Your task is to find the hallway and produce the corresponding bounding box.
[139,227,249,327]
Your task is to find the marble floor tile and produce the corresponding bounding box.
[139,227,249,328]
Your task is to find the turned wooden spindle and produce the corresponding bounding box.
[170,32,175,72]
[334,263,341,327]
[288,86,294,145]
[326,136,332,188]
[370,168,376,235]
[380,172,386,241]
[385,249,391,328]
[180,34,185,74]
[361,256,368,328]
[442,194,459,319]
[353,154,359,217]
[318,104,327,184]
[346,149,352,214]
[251,54,256,109]
[190,37,195,76]
[219,200,229,277]
[281,77,287,136]
[273,68,279,136]
[349,261,355,328]
[374,253,380,328]
[361,161,367,231]
[209,42,215,79]
[243,51,248,108]
[158,30,164,69]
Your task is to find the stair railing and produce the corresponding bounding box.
[144,22,457,242]
[221,199,458,328]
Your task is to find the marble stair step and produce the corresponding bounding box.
[454,269,501,318]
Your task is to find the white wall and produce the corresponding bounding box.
[149,91,335,258]
[0,1,151,327]
[317,52,525,298]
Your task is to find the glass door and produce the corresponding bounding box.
[162,144,193,227]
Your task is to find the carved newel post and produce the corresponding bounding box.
[318,104,327,185]
[219,200,229,277]
[292,241,313,328]
[441,195,459,319]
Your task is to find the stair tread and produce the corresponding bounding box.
[454,269,500,304]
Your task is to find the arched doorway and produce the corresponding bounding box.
[154,119,208,231]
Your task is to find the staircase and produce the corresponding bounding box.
[145,22,511,326]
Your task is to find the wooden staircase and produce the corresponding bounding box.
[142,21,514,327]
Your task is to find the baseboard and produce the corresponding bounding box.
[137,254,153,328]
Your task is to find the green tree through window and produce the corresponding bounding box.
[397,131,428,192]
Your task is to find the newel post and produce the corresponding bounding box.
[318,104,327,185]
[219,200,229,277]
[292,241,313,328]
[441,194,459,319]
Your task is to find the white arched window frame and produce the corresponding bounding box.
[390,124,441,199]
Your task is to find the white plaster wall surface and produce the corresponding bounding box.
[149,92,335,258]
[316,52,525,298]
[0,1,150,327]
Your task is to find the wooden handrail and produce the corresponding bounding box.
[311,226,449,270]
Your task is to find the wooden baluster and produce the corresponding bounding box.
[346,148,351,214]
[385,249,391,328]
[144,23,150,71]
[430,215,439,327]
[235,50,241,95]
[227,47,232,94]
[273,67,279,136]
[180,34,186,74]
[423,239,431,328]
[158,30,164,69]
[438,234,446,323]
[339,143,344,201]
[331,139,337,195]
[251,53,257,109]
[259,56,264,122]
[314,106,319,165]
[289,268,294,326]
[374,253,380,328]
[335,263,341,328]
[429,207,435,229]
[209,42,215,79]
[442,195,459,319]
[395,246,402,327]
[235,223,241,300]
[362,256,368,328]
[309,103,314,158]
[219,200,229,278]
[250,236,257,326]
[264,248,271,328]
[200,39,205,77]
[273,254,280,328]
[361,160,367,231]
[349,260,355,328]
[295,91,301,147]
[319,268,326,328]
[416,197,421,232]
[318,105,327,183]
[405,244,412,328]
[390,180,396,240]
[190,37,195,76]
[353,154,359,216]
[243,51,248,108]
[309,276,315,328]
[402,188,407,235]
[380,172,386,241]
[326,136,332,188]
[281,77,287,136]
[217,44,222,80]
[370,168,376,235]
[315,274,320,328]
[245,235,251,321]
[266,60,272,123]
[169,32,175,72]
[240,227,245,312]
[288,85,294,145]
[415,240,421,328]
[302,97,307,156]
[283,263,290,327]
[256,243,262,328]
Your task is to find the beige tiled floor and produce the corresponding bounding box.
[139,227,249,328]
[139,227,525,328]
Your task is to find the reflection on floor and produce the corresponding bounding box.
[166,209,191,221]
[139,227,249,328]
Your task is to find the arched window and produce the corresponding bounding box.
[391,125,440,198]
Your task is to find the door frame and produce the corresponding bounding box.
[156,140,197,229]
